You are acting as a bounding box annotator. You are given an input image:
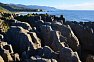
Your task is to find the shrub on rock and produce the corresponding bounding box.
[0,19,10,33]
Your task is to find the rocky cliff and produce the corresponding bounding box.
[0,12,94,62]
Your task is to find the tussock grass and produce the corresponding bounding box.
[0,19,10,33]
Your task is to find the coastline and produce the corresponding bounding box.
[0,12,94,62]
[17,10,94,22]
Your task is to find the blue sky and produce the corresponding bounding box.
[0,0,94,10]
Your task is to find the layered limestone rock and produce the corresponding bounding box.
[11,22,32,31]
[67,22,94,52]
[50,31,65,51]
[0,55,4,62]
[0,41,14,62]
[28,32,41,49]
[2,13,93,62]
[86,55,94,62]
[5,26,35,54]
[59,47,81,62]
[51,22,80,51]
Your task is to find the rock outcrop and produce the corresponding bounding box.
[50,31,65,51]
[59,47,81,62]
[5,26,35,54]
[11,22,32,31]
[51,22,80,51]
[66,21,94,62]
[0,41,18,62]
[86,55,94,62]
[1,12,94,62]
[0,55,4,62]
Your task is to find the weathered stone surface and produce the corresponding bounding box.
[0,34,4,41]
[44,22,51,26]
[50,31,65,51]
[86,55,94,62]
[0,42,8,47]
[5,26,35,54]
[60,35,67,42]
[28,32,41,49]
[66,21,94,61]
[24,56,58,62]
[36,46,56,59]
[1,50,13,62]
[59,47,81,62]
[40,25,52,46]
[5,19,18,25]
[0,55,4,62]
[35,20,44,27]
[40,25,65,51]
[12,22,32,31]
[3,13,94,62]
[11,53,20,62]
[3,44,14,53]
[51,59,57,62]
[51,23,80,51]
[68,23,94,52]
[0,41,14,54]
[42,46,53,58]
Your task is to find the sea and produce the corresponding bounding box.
[19,10,94,22]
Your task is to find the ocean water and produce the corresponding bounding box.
[19,10,94,22]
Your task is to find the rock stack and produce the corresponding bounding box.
[0,12,94,62]
[66,21,94,62]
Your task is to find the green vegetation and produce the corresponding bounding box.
[0,6,5,10]
[0,6,9,12]
[0,2,43,12]
[0,19,10,33]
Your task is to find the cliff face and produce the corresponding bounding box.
[0,12,94,62]
[66,21,94,62]
[0,2,42,12]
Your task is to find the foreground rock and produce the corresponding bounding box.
[50,31,65,51]
[86,55,94,62]
[67,22,94,52]
[51,22,80,51]
[36,46,58,59]
[23,56,57,62]
[5,26,41,54]
[59,47,81,62]
[0,55,4,62]
[11,22,32,31]
[1,12,94,62]
[66,21,94,61]
[0,41,20,62]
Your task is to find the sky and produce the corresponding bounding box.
[0,0,94,10]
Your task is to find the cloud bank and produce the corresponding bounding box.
[55,2,94,10]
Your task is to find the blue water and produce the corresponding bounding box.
[19,10,94,22]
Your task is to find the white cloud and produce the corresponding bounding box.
[55,2,94,10]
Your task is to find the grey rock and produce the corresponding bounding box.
[50,31,65,51]
[40,25,52,46]
[36,46,55,59]
[6,26,35,54]
[0,55,4,62]
[1,50,13,62]
[28,32,41,49]
[12,22,32,31]
[59,47,81,62]
[0,34,4,41]
[86,55,94,62]
[42,46,53,58]
[11,53,20,62]
[68,23,94,52]
[0,41,14,53]
[51,23,80,51]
